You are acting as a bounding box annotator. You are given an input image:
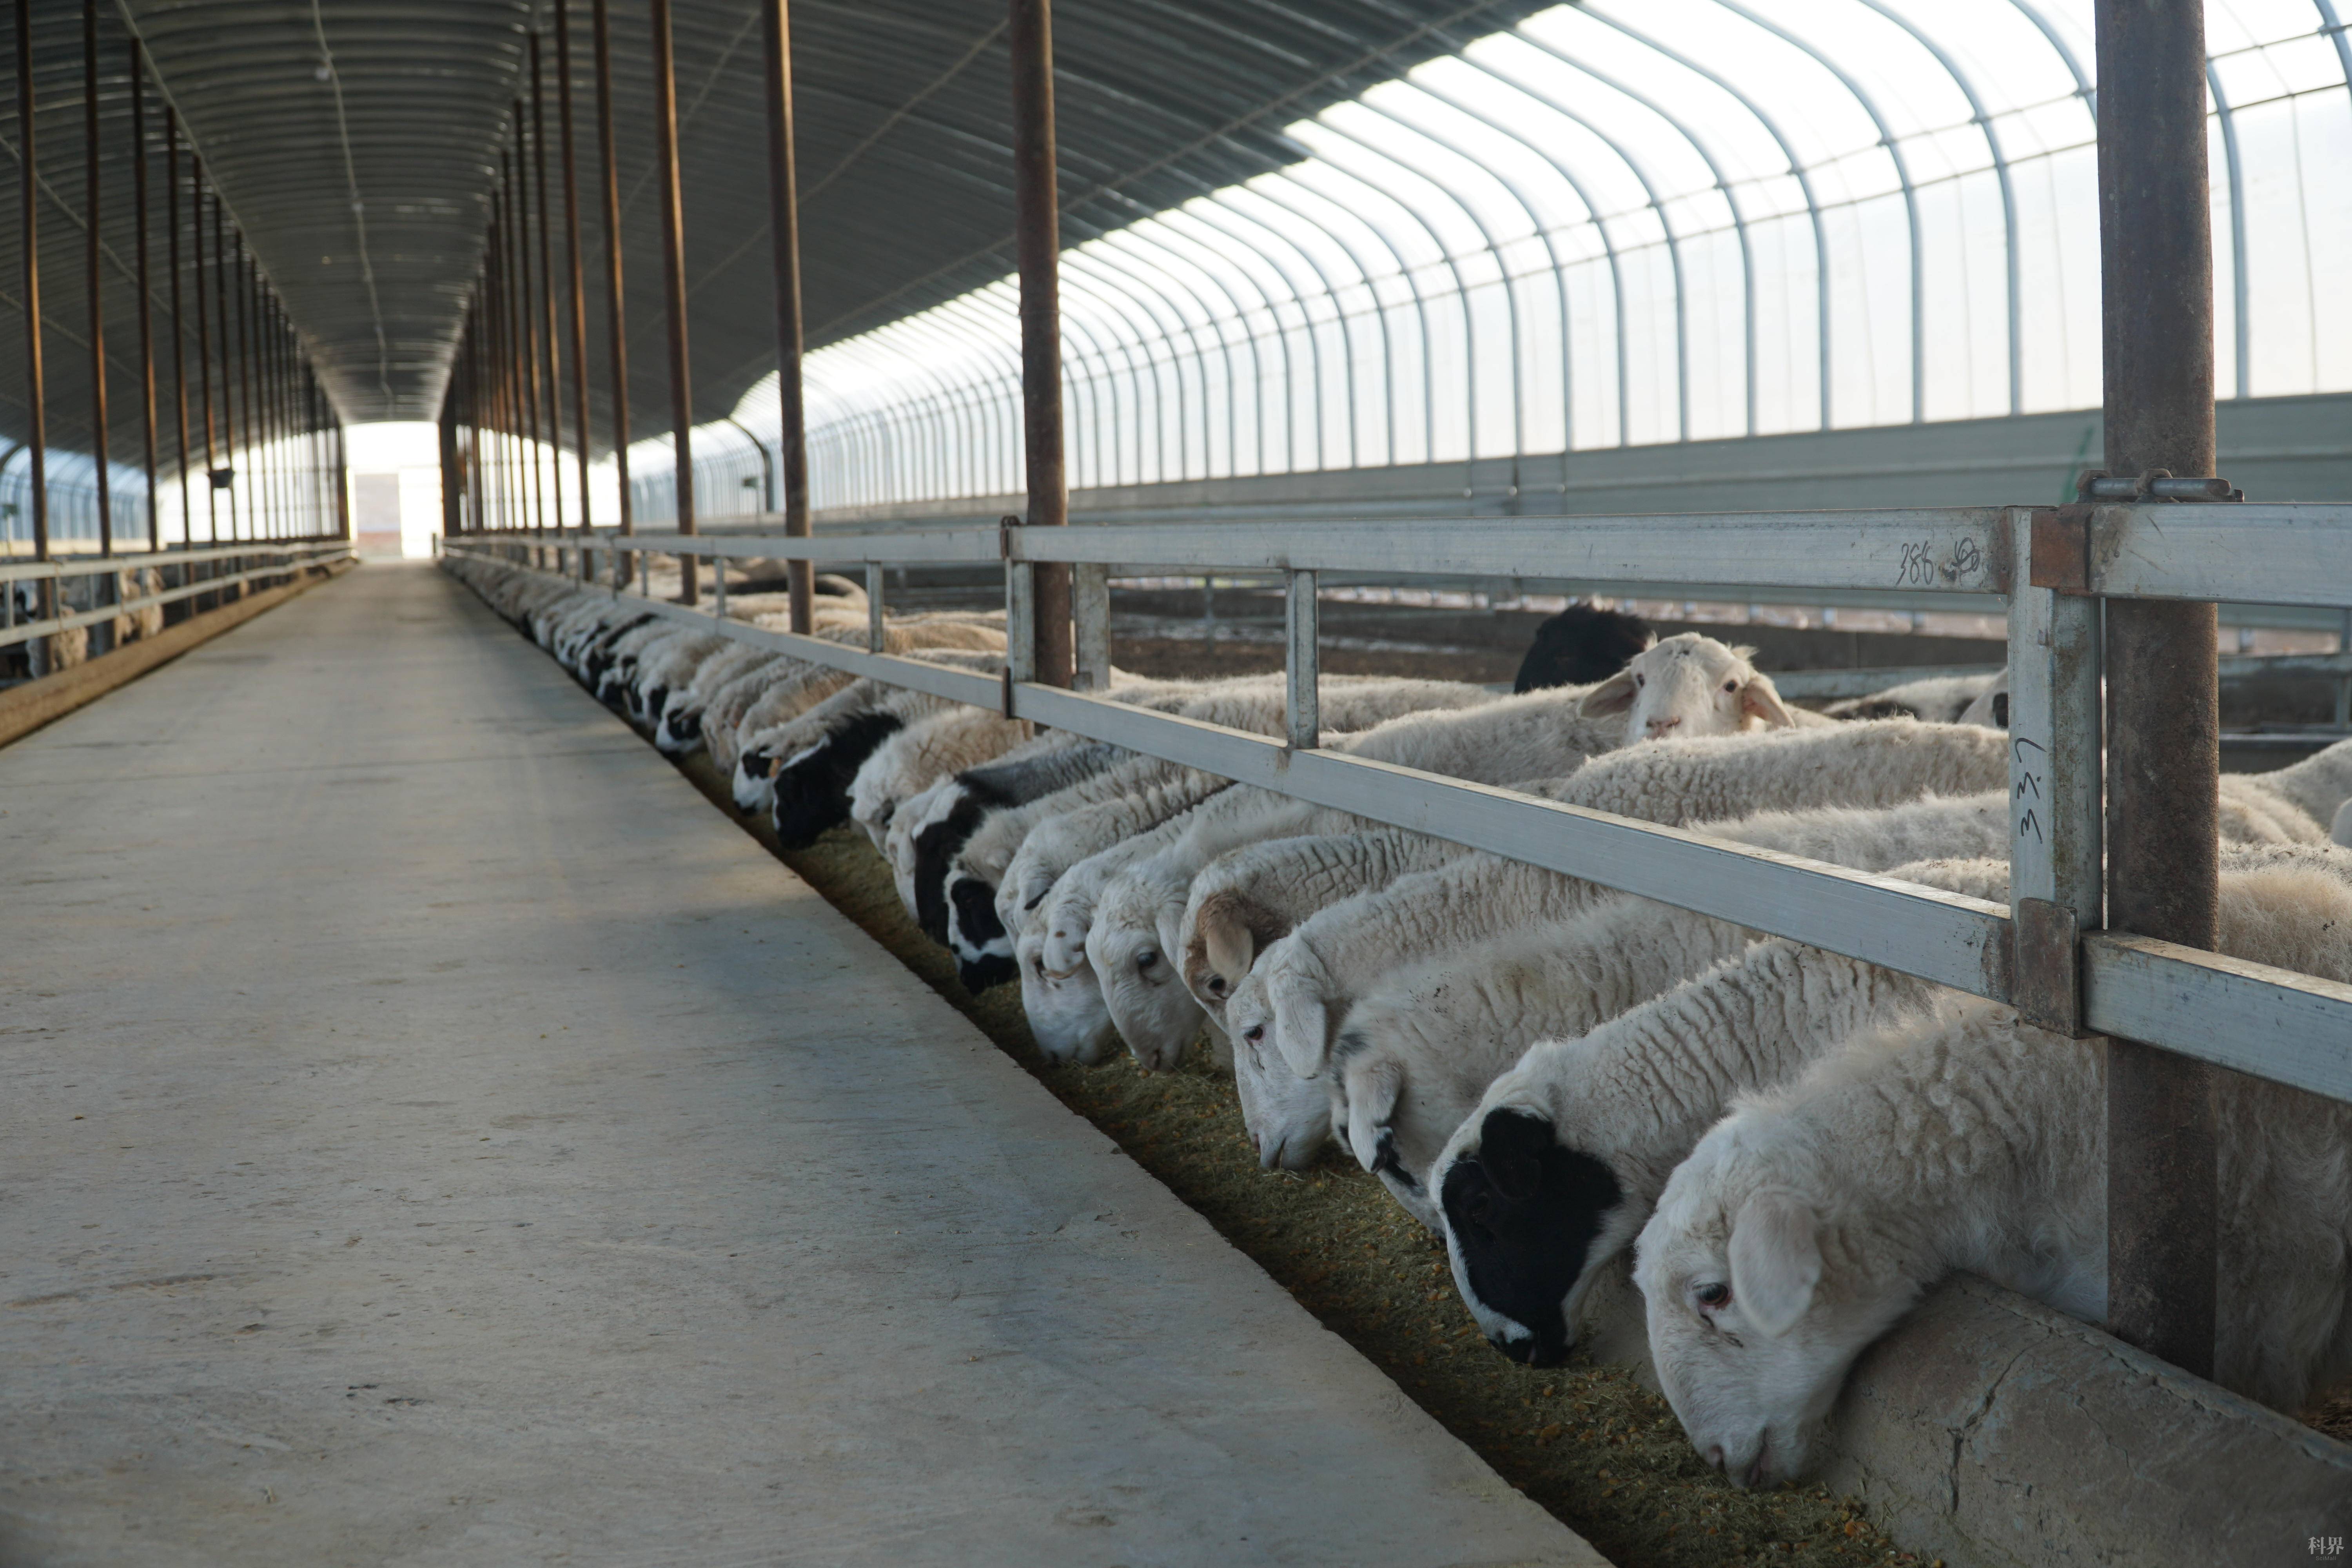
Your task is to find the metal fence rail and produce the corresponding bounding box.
[447,499,2352,1107]
[0,542,352,652]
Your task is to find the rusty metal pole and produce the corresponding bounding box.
[1009,0,1071,688]
[648,0,697,606]
[16,0,51,628]
[555,0,592,579]
[591,0,632,559]
[82,0,112,561]
[192,168,217,554]
[2096,0,2221,1381]
[131,39,159,552]
[506,139,543,544]
[762,0,812,633]
[211,194,237,543]
[531,34,564,552]
[165,110,190,553]
[235,247,255,546]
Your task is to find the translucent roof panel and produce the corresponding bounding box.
[619,0,2352,516]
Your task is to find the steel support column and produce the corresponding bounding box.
[555,0,592,579]
[762,0,813,633]
[592,0,631,548]
[83,0,112,558]
[165,109,190,552]
[1009,0,1071,688]
[131,42,158,550]
[15,0,50,601]
[649,0,696,605]
[2095,0,2221,1381]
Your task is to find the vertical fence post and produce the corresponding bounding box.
[15,0,53,666]
[1009,0,1071,689]
[2094,0,2221,1381]
[555,0,592,582]
[1284,568,1319,748]
[865,562,884,653]
[193,168,217,556]
[761,0,813,634]
[1071,561,1109,691]
[648,0,695,606]
[591,0,631,567]
[2007,506,2102,1045]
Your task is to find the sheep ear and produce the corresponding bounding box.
[1741,675,1797,729]
[1343,1054,1404,1174]
[1728,1190,1821,1338]
[1478,1109,1553,1202]
[1269,981,1331,1080]
[1581,669,1639,717]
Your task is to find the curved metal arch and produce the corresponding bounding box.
[1104,222,1272,479]
[1058,262,1183,484]
[1071,238,1232,481]
[2205,60,2250,401]
[1708,0,1929,425]
[860,326,969,496]
[1588,8,1837,431]
[1477,32,1761,438]
[1456,41,1704,443]
[1031,269,1156,486]
[1123,211,1279,478]
[1153,197,1317,475]
[1178,189,1343,472]
[932,290,1036,494]
[1354,90,1537,460]
[1846,0,2027,417]
[1295,117,1490,466]
[1379,70,1580,454]
[1060,260,1190,484]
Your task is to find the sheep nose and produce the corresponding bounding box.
[1646,715,1682,735]
[1706,1445,1726,1473]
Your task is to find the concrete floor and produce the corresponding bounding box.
[0,562,1599,1568]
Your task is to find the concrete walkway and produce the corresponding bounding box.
[0,563,1599,1568]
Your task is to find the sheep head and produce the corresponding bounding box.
[1226,969,1334,1170]
[1088,884,1204,1074]
[1634,1125,1917,1490]
[1017,924,1117,1064]
[1578,633,1795,744]
[1436,1107,1625,1368]
[1181,887,1289,1014]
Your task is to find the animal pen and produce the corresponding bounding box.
[7,0,2352,1559]
[439,0,2352,1547]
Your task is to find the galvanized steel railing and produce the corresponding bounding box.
[447,499,2352,1109]
[0,541,352,653]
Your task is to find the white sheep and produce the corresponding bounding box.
[847,706,1038,851]
[1821,669,2003,724]
[938,673,1492,993]
[654,642,779,754]
[1434,859,2007,1367]
[1179,828,1469,1013]
[1635,860,2352,1488]
[1223,789,2013,1171]
[2336,799,2352,849]
[1579,633,1808,743]
[1333,896,1773,1226]
[2221,736,2352,841]
[888,737,1125,942]
[1250,722,2016,1083]
[1079,681,1648,1074]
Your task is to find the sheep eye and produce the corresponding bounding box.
[1243,1025,1265,1043]
[1722,678,1739,693]
[1137,950,1159,971]
[1695,1281,1731,1310]
[1633,673,1645,688]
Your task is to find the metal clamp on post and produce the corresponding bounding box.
[2076,468,2242,503]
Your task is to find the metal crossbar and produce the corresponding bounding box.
[0,543,352,651]
[448,501,2352,1107]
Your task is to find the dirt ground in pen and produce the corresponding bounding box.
[671,755,1947,1568]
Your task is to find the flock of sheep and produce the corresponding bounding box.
[449,552,2352,1494]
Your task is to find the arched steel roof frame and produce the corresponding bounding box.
[1100,221,1269,480]
[1152,194,1314,473]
